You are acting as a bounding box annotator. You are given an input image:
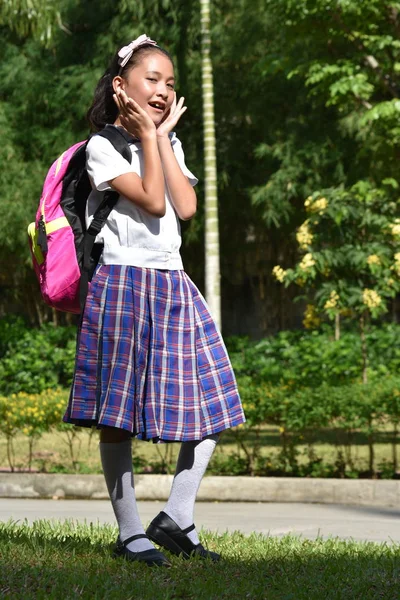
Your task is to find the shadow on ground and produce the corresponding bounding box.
[0,524,399,599]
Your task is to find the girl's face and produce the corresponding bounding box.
[116,52,175,126]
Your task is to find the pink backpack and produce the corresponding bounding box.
[28,126,131,313]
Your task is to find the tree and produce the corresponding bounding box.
[2,0,399,337]
[200,0,221,328]
[273,182,400,383]
[0,0,61,46]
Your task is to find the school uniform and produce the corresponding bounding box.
[63,131,245,441]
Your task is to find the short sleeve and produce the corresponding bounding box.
[86,135,137,191]
[171,134,198,187]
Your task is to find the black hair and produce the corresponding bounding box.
[87,43,172,132]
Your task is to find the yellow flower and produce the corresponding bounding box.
[303,304,321,329]
[299,253,315,270]
[296,220,313,250]
[393,253,400,276]
[304,196,313,208]
[305,196,328,215]
[272,265,287,283]
[390,219,400,237]
[363,289,382,309]
[367,255,381,266]
[324,290,340,310]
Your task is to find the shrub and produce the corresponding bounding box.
[0,316,28,358]
[0,324,76,395]
[0,388,68,471]
[229,323,400,389]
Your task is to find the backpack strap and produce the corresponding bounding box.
[79,125,133,311]
[97,124,135,162]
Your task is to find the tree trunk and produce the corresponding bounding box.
[392,422,398,473]
[335,312,340,341]
[51,307,58,326]
[200,0,221,330]
[360,314,368,384]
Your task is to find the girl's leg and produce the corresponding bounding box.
[163,434,219,544]
[99,428,154,552]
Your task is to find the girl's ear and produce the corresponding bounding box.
[112,75,125,93]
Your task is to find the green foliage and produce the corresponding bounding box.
[274,182,400,321]
[2,376,400,478]
[0,316,27,358]
[0,0,61,47]
[229,323,400,389]
[3,322,399,399]
[236,376,400,431]
[0,388,66,437]
[250,0,400,334]
[232,374,400,477]
[1,0,400,337]
[0,324,76,395]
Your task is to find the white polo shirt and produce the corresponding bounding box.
[85,132,198,270]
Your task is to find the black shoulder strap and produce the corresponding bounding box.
[96,124,135,163]
[86,125,133,237]
[79,125,133,311]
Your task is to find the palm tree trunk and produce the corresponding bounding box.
[200,0,221,330]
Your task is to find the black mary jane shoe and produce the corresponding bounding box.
[146,511,220,562]
[113,533,171,567]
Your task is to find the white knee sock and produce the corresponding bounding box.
[163,435,219,545]
[99,440,154,553]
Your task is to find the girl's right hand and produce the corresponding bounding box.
[113,88,156,139]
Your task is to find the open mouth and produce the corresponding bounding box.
[148,102,165,113]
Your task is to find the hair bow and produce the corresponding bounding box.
[118,34,157,68]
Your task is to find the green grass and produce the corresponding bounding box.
[0,520,399,599]
[1,426,399,476]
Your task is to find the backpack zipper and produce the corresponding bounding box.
[37,215,48,253]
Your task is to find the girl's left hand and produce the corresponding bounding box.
[156,93,187,138]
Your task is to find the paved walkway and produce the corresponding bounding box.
[1,499,400,543]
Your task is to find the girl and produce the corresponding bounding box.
[64,34,245,567]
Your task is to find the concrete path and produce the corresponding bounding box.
[1,499,400,544]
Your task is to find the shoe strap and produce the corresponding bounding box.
[122,533,149,546]
[181,523,195,535]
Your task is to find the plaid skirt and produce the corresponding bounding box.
[63,265,245,441]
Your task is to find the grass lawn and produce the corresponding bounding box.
[0,520,399,599]
[0,426,399,476]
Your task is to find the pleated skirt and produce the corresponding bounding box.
[63,265,245,441]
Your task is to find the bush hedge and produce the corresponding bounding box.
[1,321,400,395]
[1,320,400,476]
[0,322,76,395]
[1,377,400,477]
[228,323,400,388]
